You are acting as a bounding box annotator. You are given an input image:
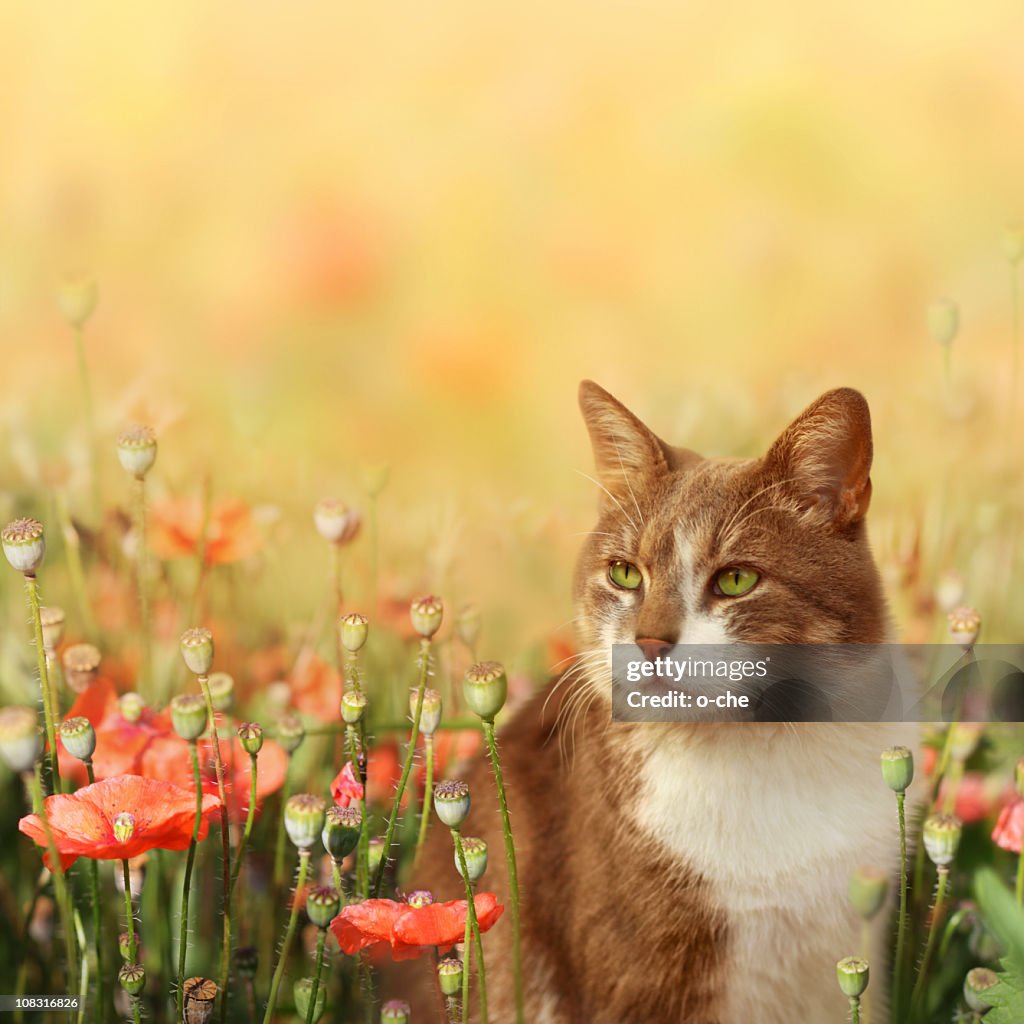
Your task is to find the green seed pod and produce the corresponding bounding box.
[412,688,442,737]
[880,747,914,794]
[113,812,137,843]
[277,714,305,754]
[463,661,508,722]
[284,794,327,850]
[294,978,327,1023]
[368,837,386,876]
[406,890,433,909]
[340,613,369,653]
[927,298,959,347]
[39,605,66,652]
[434,780,471,829]
[62,642,101,694]
[118,963,146,996]
[170,695,208,741]
[59,716,97,761]
[118,692,146,724]
[237,721,264,756]
[313,498,361,545]
[948,606,981,648]
[234,946,258,980]
[410,595,444,639]
[340,691,367,726]
[456,603,481,650]
[206,672,235,712]
[381,1000,411,1024]
[57,271,98,329]
[306,885,341,928]
[118,932,133,961]
[836,957,869,998]
[847,866,888,921]
[923,814,962,867]
[456,837,488,883]
[964,966,999,1011]
[180,627,215,676]
[437,956,463,997]
[0,706,43,773]
[116,425,157,480]
[323,805,362,861]
[2,517,45,574]
[182,977,218,1024]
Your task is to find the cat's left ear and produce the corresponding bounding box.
[765,388,873,529]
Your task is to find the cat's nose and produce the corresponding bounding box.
[635,636,676,662]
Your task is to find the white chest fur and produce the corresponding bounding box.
[632,723,915,1023]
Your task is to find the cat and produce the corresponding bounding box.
[409,382,914,1023]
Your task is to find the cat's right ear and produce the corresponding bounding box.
[578,381,671,498]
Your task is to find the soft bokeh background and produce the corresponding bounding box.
[1,0,1023,663]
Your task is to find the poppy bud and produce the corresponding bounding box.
[116,425,157,480]
[180,627,215,676]
[306,885,341,928]
[407,890,433,909]
[434,780,471,829]
[847,866,888,921]
[313,499,361,545]
[964,966,998,1012]
[410,595,444,639]
[59,716,97,761]
[456,603,481,650]
[40,605,66,652]
[323,805,362,861]
[340,613,369,653]
[57,270,98,329]
[456,837,488,883]
[927,298,959,347]
[341,691,367,726]
[118,932,133,961]
[437,956,463,997]
[1005,223,1024,266]
[182,977,218,1024]
[238,722,264,755]
[463,661,508,722]
[923,814,962,867]
[2,517,45,574]
[118,963,145,996]
[234,946,258,979]
[170,695,208,741]
[948,606,981,648]
[368,837,386,876]
[62,643,101,693]
[0,706,43,773]
[278,714,305,755]
[118,692,146,724]
[294,978,327,1023]
[835,957,869,998]
[285,794,327,850]
[881,747,914,794]
[113,812,137,843]
[381,1000,411,1024]
[206,672,234,712]
[412,688,442,736]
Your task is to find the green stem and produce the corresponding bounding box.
[453,833,488,1024]
[305,928,327,1024]
[198,674,232,1024]
[74,325,100,519]
[73,909,87,1024]
[177,740,203,1024]
[937,906,972,964]
[373,638,432,897]
[228,752,260,902]
[347,727,370,899]
[133,477,153,702]
[25,574,62,795]
[849,995,861,1024]
[273,760,294,892]
[482,720,523,1024]
[893,791,908,1022]
[121,860,141,1024]
[84,761,106,1024]
[263,849,310,1024]
[55,491,97,641]
[911,866,950,1020]
[413,735,435,869]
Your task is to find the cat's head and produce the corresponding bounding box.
[573,382,888,663]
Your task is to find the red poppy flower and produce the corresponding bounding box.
[330,894,503,961]
[331,762,364,807]
[150,497,263,566]
[993,798,1024,854]
[937,772,1011,825]
[19,775,221,870]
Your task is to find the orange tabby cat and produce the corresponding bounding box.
[409,382,911,1023]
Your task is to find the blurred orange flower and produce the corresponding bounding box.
[150,497,263,565]
[289,650,342,721]
[993,798,1024,854]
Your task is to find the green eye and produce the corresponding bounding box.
[609,560,643,590]
[715,567,760,597]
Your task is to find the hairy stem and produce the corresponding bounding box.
[305,928,328,1024]
[121,860,141,1024]
[413,735,435,869]
[911,866,950,1020]
[133,476,153,701]
[228,752,260,902]
[893,792,908,1021]
[177,740,203,1023]
[453,832,487,1024]
[263,849,310,1024]
[25,574,62,794]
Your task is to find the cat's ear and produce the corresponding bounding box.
[578,381,671,496]
[765,387,873,528]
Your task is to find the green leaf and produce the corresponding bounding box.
[983,952,1024,1024]
[975,867,1024,957]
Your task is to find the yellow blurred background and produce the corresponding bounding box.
[1,1,1022,664]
